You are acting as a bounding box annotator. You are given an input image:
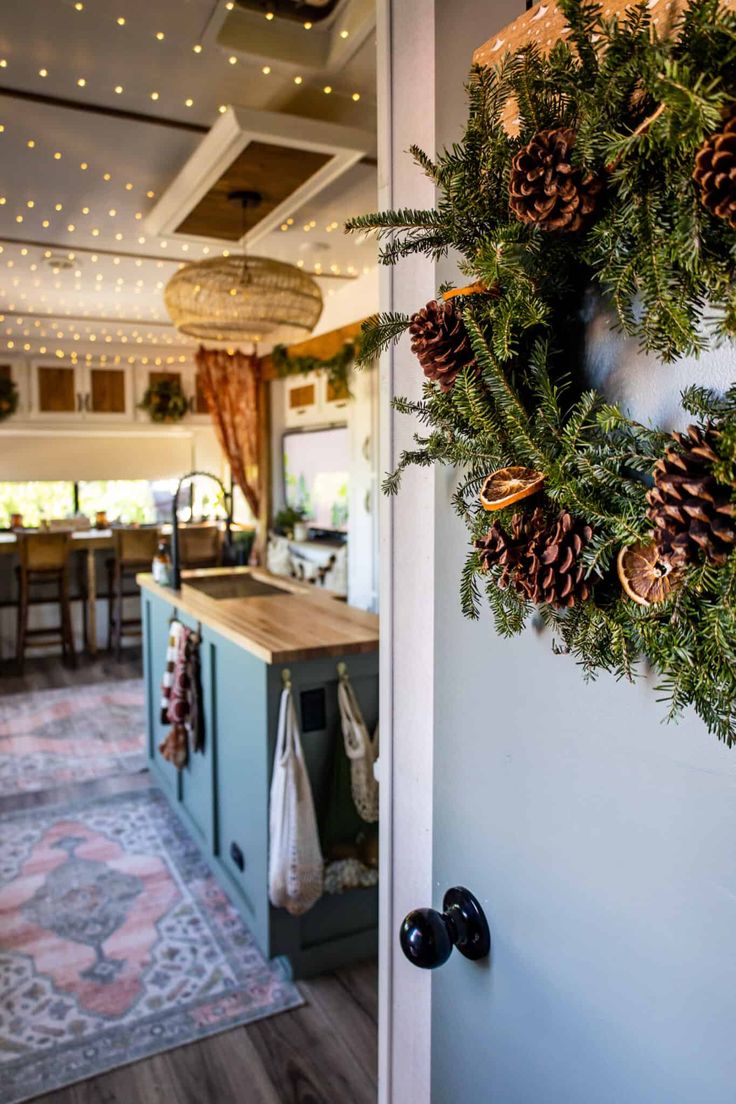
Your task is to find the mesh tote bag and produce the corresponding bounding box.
[268,683,324,916]
[337,664,379,824]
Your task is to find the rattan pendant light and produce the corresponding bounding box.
[164,191,323,343]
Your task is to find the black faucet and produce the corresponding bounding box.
[171,470,233,590]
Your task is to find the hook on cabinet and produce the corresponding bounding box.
[336,661,348,682]
[282,667,292,692]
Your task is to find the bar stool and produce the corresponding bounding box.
[179,524,223,570]
[15,531,76,673]
[107,528,160,659]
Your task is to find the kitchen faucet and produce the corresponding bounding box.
[171,470,233,590]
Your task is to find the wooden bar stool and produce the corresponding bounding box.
[179,524,223,570]
[107,528,160,659]
[16,531,76,674]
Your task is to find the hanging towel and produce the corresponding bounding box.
[268,685,324,916]
[159,625,204,769]
[160,619,183,724]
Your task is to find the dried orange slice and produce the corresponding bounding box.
[617,541,682,606]
[480,466,546,511]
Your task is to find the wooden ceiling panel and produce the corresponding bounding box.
[175,141,332,241]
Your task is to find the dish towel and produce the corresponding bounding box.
[159,624,204,769]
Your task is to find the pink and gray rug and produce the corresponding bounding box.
[0,787,302,1103]
[0,679,146,797]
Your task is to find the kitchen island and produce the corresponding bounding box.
[138,567,379,978]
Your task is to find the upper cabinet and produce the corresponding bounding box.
[1,360,210,427]
[31,362,132,422]
[284,370,351,428]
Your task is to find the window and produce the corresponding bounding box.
[77,480,174,525]
[0,482,75,528]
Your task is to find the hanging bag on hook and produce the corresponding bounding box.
[268,680,324,916]
[337,665,379,824]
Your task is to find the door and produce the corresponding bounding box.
[380,3,736,1103]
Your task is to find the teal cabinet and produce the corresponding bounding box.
[141,589,379,978]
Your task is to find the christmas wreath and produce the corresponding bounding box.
[0,375,19,422]
[346,0,736,743]
[138,378,189,423]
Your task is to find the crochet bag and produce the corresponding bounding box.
[268,685,324,916]
[337,666,379,824]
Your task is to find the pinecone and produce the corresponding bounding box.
[475,512,527,589]
[646,425,736,567]
[476,507,594,608]
[408,299,476,392]
[509,128,604,233]
[693,114,736,228]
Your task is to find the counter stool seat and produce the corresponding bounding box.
[15,532,76,673]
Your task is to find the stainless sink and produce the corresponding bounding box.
[184,574,287,601]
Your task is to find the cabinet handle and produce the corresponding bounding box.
[400,886,490,969]
[84,392,92,412]
[76,392,84,412]
[188,395,195,413]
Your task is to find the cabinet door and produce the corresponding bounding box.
[32,363,80,418]
[142,592,179,800]
[86,366,132,421]
[285,374,320,427]
[178,611,215,850]
[322,372,351,419]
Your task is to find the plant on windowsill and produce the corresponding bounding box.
[138,379,189,424]
[273,505,308,540]
[0,376,19,422]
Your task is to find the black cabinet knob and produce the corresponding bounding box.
[399,886,490,969]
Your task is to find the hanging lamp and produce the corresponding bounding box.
[164,190,323,343]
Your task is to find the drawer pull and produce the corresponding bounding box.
[230,841,245,872]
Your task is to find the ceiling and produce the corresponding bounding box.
[0,0,377,364]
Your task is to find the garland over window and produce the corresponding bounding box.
[347,0,736,744]
[271,341,356,396]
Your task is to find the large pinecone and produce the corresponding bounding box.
[646,425,736,567]
[408,299,476,392]
[693,114,736,228]
[509,128,604,233]
[476,507,594,608]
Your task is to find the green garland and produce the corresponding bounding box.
[347,0,736,743]
[138,378,189,423]
[271,341,356,396]
[0,375,19,422]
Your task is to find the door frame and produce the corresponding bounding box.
[376,1,436,1100]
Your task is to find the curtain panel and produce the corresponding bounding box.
[195,346,261,520]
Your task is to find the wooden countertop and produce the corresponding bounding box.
[137,567,379,665]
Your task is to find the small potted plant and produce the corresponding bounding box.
[273,506,309,541]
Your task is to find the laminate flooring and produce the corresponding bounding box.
[0,654,379,1104]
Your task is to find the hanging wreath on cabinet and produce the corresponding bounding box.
[0,376,19,422]
[138,378,189,424]
[346,0,736,744]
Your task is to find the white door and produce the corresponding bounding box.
[378,3,736,1103]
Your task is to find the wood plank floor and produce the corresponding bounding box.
[0,655,378,1104]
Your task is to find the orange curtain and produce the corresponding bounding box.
[195,346,261,520]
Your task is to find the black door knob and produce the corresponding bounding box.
[399,886,490,969]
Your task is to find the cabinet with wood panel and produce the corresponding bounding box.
[30,361,133,422]
[284,371,351,428]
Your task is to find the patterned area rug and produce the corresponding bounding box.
[0,680,146,797]
[0,787,302,1104]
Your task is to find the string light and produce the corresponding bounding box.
[340,29,349,38]
[218,104,227,113]
[352,92,361,101]
[155,31,165,40]
[229,56,238,65]
[262,65,271,75]
[114,85,124,94]
[304,21,312,29]
[80,161,88,170]
[193,44,203,53]
[150,91,159,100]
[265,10,274,18]
[185,98,194,107]
[27,140,35,149]
[39,68,48,77]
[77,78,86,87]
[323,85,333,94]
[116,16,126,25]
[294,75,303,85]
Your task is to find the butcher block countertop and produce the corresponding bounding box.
[137,567,379,665]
